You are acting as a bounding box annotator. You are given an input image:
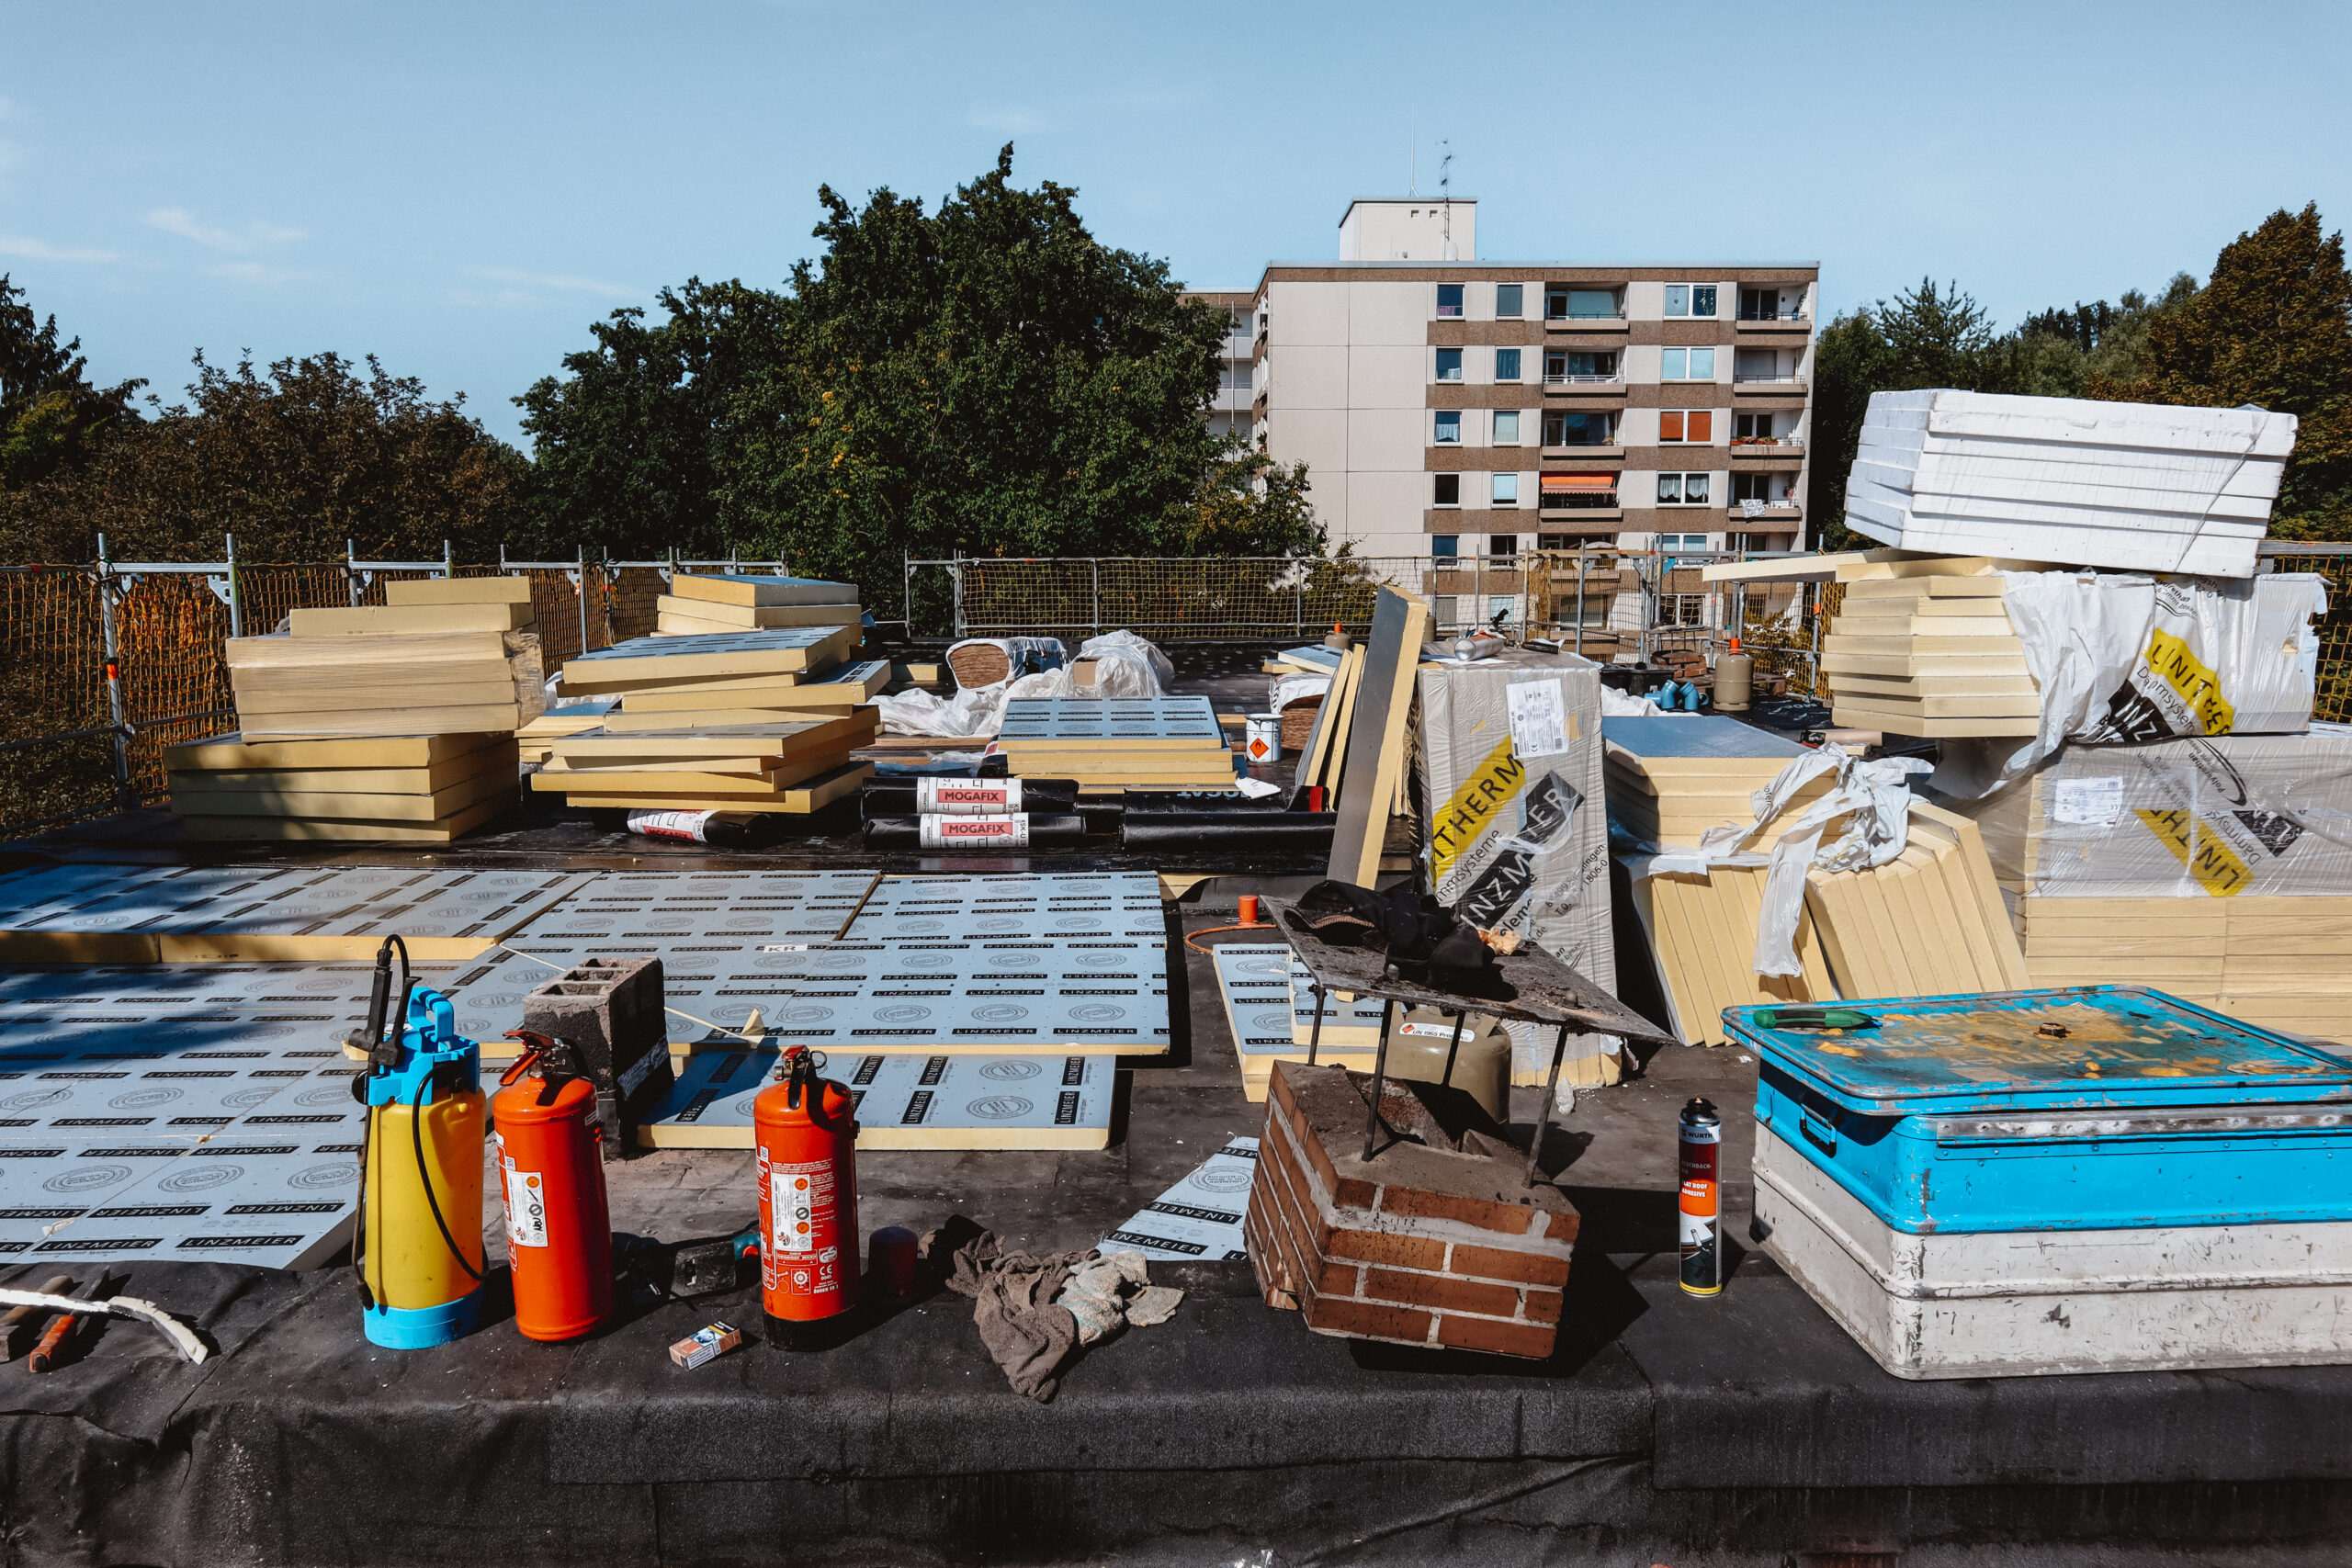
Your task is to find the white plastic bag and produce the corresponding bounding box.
[872,631,1176,738]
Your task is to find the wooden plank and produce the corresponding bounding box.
[669,574,860,609]
[383,576,535,606]
[559,761,875,814]
[287,603,535,635]
[655,596,863,629]
[240,703,526,740]
[1327,588,1430,887]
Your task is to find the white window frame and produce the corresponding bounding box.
[1433,410,1463,446]
[1656,472,1713,507]
[1663,284,1720,319]
[1495,283,1524,319]
[1656,532,1711,550]
[1436,283,1464,319]
[1659,346,1717,381]
[1494,347,1523,382]
[1433,473,1462,508]
[1491,409,1522,446]
[1434,347,1464,382]
[1491,473,1521,506]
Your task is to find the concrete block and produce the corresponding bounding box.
[521,954,670,1159]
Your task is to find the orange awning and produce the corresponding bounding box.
[1541,474,1617,491]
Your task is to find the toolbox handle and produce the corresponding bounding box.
[1755,1006,1878,1032]
[1799,1104,1838,1156]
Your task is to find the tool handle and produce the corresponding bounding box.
[26,1308,79,1374]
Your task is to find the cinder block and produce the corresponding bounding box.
[520,953,669,1159]
[1248,1060,1577,1360]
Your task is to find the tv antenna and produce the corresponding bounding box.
[1439,141,1453,252]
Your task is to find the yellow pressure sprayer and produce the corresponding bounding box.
[347,936,486,1348]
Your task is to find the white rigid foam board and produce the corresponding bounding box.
[639,1046,1115,1149]
[1865,389,2299,457]
[1101,1137,1259,1261]
[505,869,879,949]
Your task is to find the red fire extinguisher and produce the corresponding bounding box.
[493,1030,614,1342]
[755,1044,860,1349]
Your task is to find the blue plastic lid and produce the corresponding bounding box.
[1600,715,1807,760]
[1724,986,2352,1113]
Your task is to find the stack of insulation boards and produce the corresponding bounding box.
[1602,716,1827,849]
[533,712,878,815]
[224,576,543,740]
[1847,389,2296,578]
[515,697,616,764]
[654,572,866,638]
[553,624,879,730]
[1825,572,2038,738]
[166,730,520,843]
[1800,800,2030,1001]
[995,696,1237,791]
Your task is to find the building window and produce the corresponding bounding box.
[1545,286,1621,320]
[1436,284,1464,319]
[1541,474,1618,509]
[1431,534,1459,558]
[1488,536,1518,558]
[1495,283,1523,318]
[1494,348,1522,382]
[1492,473,1520,506]
[1657,472,1712,506]
[1739,287,1794,321]
[1433,473,1461,507]
[1734,412,1779,444]
[1732,472,1784,504]
[1658,410,1714,444]
[1663,284,1720,318]
[1492,410,1521,446]
[1656,533,1711,550]
[1542,410,1615,447]
[1434,410,1462,445]
[1544,348,1619,383]
[1660,347,1717,380]
[1435,347,1464,381]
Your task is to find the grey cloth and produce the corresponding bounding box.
[930,1224,1185,1403]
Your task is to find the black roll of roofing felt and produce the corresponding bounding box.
[1121,812,1338,852]
[860,813,1090,847]
[1120,791,1291,815]
[859,778,1080,818]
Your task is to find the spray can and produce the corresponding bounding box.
[1678,1097,1723,1298]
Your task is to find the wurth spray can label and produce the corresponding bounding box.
[917,813,1030,850]
[758,1150,848,1309]
[1678,1097,1723,1298]
[915,776,1023,815]
[495,1135,549,1249]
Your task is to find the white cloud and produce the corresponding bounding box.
[147,206,308,254]
[0,235,118,263]
[208,260,316,286]
[459,265,632,299]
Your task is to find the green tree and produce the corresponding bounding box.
[0,275,143,491]
[2099,205,2352,538]
[0,350,528,561]
[514,277,788,558]
[718,147,1319,594]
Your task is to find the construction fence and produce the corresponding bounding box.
[6,545,2351,841]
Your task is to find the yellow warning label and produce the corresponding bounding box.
[2133,808,2253,897]
[2144,628,2235,734]
[1430,738,1527,885]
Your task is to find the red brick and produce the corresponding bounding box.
[1305,1294,1434,1345]
[1378,1185,1534,1235]
[1364,1268,1522,1318]
[1522,1288,1563,1325]
[1436,1313,1557,1359]
[1449,1240,1573,1287]
[1327,1228,1449,1271]
[1259,1129,1328,1256]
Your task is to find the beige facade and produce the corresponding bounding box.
[1196,199,1818,560]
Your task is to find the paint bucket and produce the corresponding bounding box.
[1245,714,1281,765]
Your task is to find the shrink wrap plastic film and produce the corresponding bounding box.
[1635,744,1929,978]
[1933,726,2352,900]
[1981,570,2327,793]
[872,631,1173,739]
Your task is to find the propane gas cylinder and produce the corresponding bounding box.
[753,1045,860,1349]
[492,1031,614,1342]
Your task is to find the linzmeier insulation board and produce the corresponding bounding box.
[669,574,860,608]
[505,869,880,949]
[638,1046,1114,1149]
[558,626,857,690]
[1101,1138,1259,1260]
[995,697,1224,748]
[843,873,1165,943]
[1212,945,1374,1102]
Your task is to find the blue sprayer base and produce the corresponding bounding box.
[364,1289,483,1349]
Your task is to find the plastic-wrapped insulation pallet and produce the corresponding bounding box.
[1730,985,2352,1379]
[1416,648,1617,1081]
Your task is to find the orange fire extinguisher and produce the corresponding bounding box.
[492,1030,614,1342]
[755,1044,860,1349]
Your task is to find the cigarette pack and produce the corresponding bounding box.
[669,1321,742,1370]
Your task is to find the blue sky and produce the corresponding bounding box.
[5,0,2349,446]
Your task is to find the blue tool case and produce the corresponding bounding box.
[1725,987,2352,1235]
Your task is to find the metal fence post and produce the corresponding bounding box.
[95,535,131,813]
[1294,569,1304,639]
[345,538,361,606]
[575,546,589,655]
[1574,549,1588,657]
[1091,558,1101,635]
[902,552,913,634]
[442,538,453,579]
[951,553,965,641]
[224,532,243,639]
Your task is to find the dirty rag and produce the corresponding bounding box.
[932,1223,1183,1402]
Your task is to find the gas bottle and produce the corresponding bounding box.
[350,951,486,1349]
[753,1045,861,1349]
[492,1031,614,1342]
[1714,637,1753,713]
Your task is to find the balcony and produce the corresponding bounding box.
[1728,502,1802,522]
[1541,444,1624,462]
[1732,372,1809,398]
[1735,310,1814,336]
[1545,313,1630,334]
[1731,436,1804,462]
[1543,374,1627,399]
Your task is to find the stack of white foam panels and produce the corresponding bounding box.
[1847,390,2297,578]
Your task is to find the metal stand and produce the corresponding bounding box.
[1366,1003,1454,1163]
[1305,983,1327,1066]
[1522,1021,1573,1188]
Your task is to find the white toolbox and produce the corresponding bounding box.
[1753,1124,2352,1379]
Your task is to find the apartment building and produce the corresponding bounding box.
[1196,199,1817,560]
